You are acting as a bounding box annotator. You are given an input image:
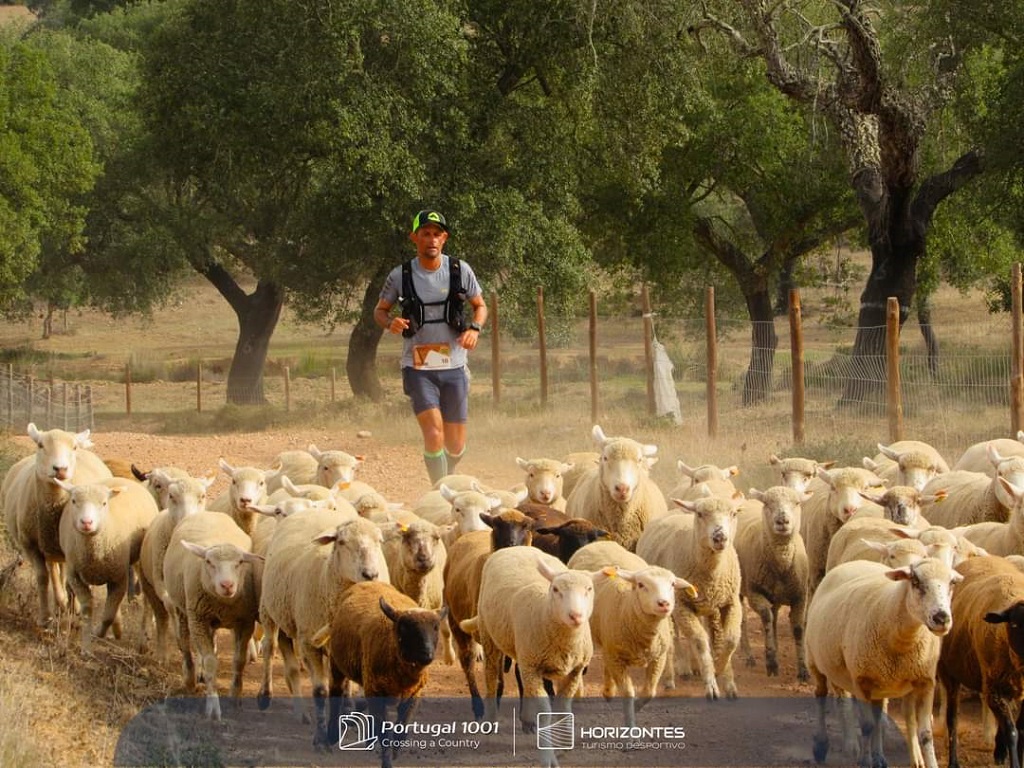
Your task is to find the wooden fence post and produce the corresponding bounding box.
[789,289,805,446]
[62,382,68,430]
[1012,262,1024,434]
[86,385,94,431]
[330,367,337,403]
[6,364,12,427]
[196,360,203,414]
[125,361,132,416]
[284,366,291,412]
[537,286,548,408]
[27,376,34,426]
[47,377,54,427]
[490,291,501,407]
[641,284,655,416]
[705,287,718,440]
[886,296,903,442]
[74,384,82,428]
[589,291,599,425]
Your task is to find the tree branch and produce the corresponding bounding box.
[911,149,984,225]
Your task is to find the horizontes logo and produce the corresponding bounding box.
[536,712,574,750]
[338,711,377,751]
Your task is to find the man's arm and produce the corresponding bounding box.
[458,294,488,350]
[374,298,409,335]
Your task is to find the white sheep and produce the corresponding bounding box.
[733,486,812,681]
[769,454,835,492]
[55,477,159,651]
[800,466,885,599]
[206,458,268,537]
[413,483,501,545]
[565,424,666,551]
[827,518,985,573]
[138,475,215,660]
[163,511,263,720]
[635,494,743,699]
[560,451,600,499]
[514,458,572,512]
[805,556,962,768]
[381,518,450,611]
[952,430,1024,473]
[567,540,695,727]
[264,444,363,494]
[923,445,1024,528]
[131,464,192,508]
[666,459,739,501]
[866,439,950,491]
[852,484,943,528]
[459,546,605,750]
[441,511,537,719]
[1,423,113,626]
[956,477,1024,557]
[257,507,388,718]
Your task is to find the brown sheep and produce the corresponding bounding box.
[518,501,611,563]
[314,581,446,768]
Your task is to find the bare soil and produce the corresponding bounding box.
[0,428,997,767]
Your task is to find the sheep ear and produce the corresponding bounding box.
[678,461,696,479]
[859,490,884,505]
[131,464,150,482]
[27,423,42,443]
[674,578,698,599]
[884,566,914,582]
[862,457,880,472]
[725,466,739,478]
[307,444,323,460]
[671,498,697,513]
[516,457,529,471]
[985,609,1012,624]
[591,424,608,448]
[311,624,331,649]
[988,443,1006,466]
[74,429,93,449]
[437,604,450,622]
[799,491,814,504]
[560,462,573,474]
[312,528,338,546]
[818,460,837,470]
[612,567,638,584]
[242,551,264,564]
[999,476,1024,504]
[877,443,899,462]
[534,526,557,535]
[816,466,835,485]
[250,504,278,518]
[180,540,208,559]
[748,488,764,503]
[218,457,235,476]
[379,596,400,623]
[923,489,947,504]
[537,558,561,582]
[861,539,890,555]
[479,512,496,529]
[513,488,529,506]
[200,474,216,490]
[890,526,917,540]
[769,454,782,467]
[440,484,457,502]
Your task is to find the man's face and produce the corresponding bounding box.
[410,224,448,259]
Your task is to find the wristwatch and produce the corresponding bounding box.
[468,321,482,332]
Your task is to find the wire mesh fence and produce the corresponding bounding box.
[0,296,1017,459]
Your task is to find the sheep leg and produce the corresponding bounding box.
[325,658,349,746]
[173,607,196,690]
[230,623,254,707]
[451,616,483,719]
[790,598,809,682]
[189,617,220,721]
[738,599,756,667]
[941,675,961,768]
[139,573,170,661]
[713,602,741,699]
[439,620,456,665]
[747,591,777,675]
[65,565,93,652]
[857,698,887,768]
[278,633,309,721]
[47,559,69,613]
[988,690,1019,768]
[480,636,503,723]
[636,653,668,715]
[676,609,718,700]
[300,641,331,746]
[27,549,52,627]
[96,578,128,640]
[257,620,278,710]
[905,681,937,768]
[608,663,637,728]
[809,661,829,764]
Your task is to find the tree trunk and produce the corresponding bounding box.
[225,280,285,405]
[840,207,922,404]
[918,297,939,378]
[347,265,391,401]
[774,254,798,316]
[743,288,778,406]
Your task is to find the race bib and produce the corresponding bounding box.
[413,344,453,370]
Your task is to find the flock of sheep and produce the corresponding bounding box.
[3,421,1024,768]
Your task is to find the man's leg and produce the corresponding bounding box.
[416,407,447,484]
[440,368,470,473]
[444,422,467,471]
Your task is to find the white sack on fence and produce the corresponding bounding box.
[653,337,682,424]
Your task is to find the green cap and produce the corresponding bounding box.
[412,209,448,233]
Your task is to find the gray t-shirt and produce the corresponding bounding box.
[380,254,483,370]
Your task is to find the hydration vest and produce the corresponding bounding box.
[398,257,467,338]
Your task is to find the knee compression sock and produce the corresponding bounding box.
[424,449,448,485]
[445,447,465,473]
